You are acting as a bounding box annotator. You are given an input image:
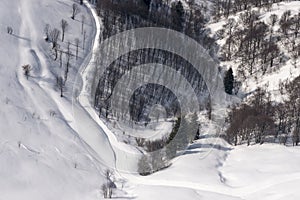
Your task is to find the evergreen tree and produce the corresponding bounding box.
[194,128,200,140]
[224,68,234,95]
[171,1,185,31]
[143,0,151,8]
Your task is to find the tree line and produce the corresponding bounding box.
[94,0,215,122]
[226,75,300,146]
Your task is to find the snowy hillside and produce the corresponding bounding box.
[1,0,300,200]
[0,0,112,199]
[208,1,300,96]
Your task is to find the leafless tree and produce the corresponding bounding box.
[65,42,72,83]
[53,44,60,60]
[59,50,63,68]
[82,30,87,50]
[7,26,13,34]
[71,3,81,20]
[81,15,85,34]
[44,24,51,41]
[101,169,116,198]
[49,28,60,49]
[22,64,32,80]
[101,184,108,198]
[74,38,80,60]
[60,19,69,42]
[56,76,65,97]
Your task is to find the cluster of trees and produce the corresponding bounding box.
[97,0,215,52]
[226,75,300,146]
[278,10,300,67]
[43,3,87,97]
[214,0,286,19]
[220,12,281,78]
[94,0,213,121]
[279,76,300,146]
[101,169,117,199]
[138,113,199,175]
[94,0,218,122]
[226,88,274,145]
[219,9,300,80]
[95,48,210,122]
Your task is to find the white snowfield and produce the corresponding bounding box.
[1,0,300,200]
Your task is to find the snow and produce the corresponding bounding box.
[1,0,300,199]
[0,0,109,199]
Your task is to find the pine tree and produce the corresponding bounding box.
[171,1,185,31]
[224,68,234,95]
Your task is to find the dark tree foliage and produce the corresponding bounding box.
[171,1,185,31]
[143,0,151,8]
[224,68,234,95]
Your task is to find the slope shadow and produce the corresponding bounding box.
[112,196,136,199]
[12,34,31,42]
[187,143,233,152]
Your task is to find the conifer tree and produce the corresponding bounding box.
[224,68,234,95]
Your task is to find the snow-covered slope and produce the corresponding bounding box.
[208,1,300,98]
[0,1,113,199]
[2,0,300,200]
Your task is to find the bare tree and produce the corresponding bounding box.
[22,64,32,80]
[71,3,81,20]
[44,24,51,41]
[82,30,87,50]
[59,50,63,68]
[81,15,85,34]
[49,28,60,49]
[57,76,65,97]
[7,26,13,34]
[74,38,80,60]
[53,44,60,60]
[65,42,72,83]
[101,184,108,198]
[60,19,69,42]
[101,169,116,198]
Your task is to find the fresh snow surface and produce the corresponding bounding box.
[1,0,300,200]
